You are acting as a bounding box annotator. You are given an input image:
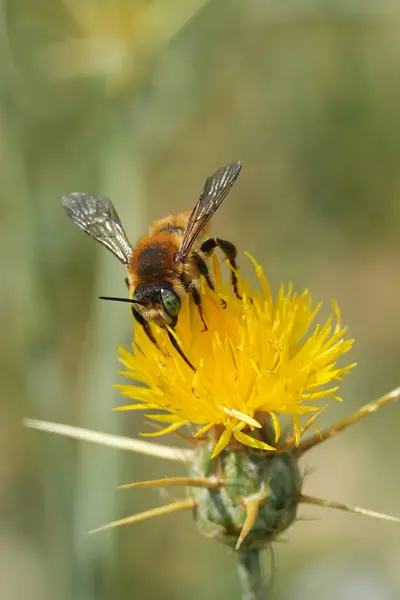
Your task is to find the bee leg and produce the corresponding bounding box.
[166,328,195,371]
[191,286,208,332]
[193,252,227,309]
[181,273,208,331]
[131,305,160,349]
[125,277,130,289]
[200,238,242,300]
[166,315,195,371]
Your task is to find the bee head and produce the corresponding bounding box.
[132,283,181,326]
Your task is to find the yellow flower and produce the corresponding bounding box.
[116,254,355,457]
[45,0,213,93]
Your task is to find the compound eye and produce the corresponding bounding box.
[160,289,181,317]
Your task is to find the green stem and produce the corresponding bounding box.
[237,550,267,600]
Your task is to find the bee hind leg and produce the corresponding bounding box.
[193,252,227,308]
[200,238,242,300]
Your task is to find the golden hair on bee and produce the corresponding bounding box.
[62,162,243,370]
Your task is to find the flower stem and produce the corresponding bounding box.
[237,550,266,600]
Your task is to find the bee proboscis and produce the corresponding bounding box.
[62,162,242,370]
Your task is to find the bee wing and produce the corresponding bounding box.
[175,161,242,262]
[62,193,133,265]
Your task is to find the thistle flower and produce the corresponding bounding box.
[25,254,400,599]
[44,0,213,93]
[116,254,355,457]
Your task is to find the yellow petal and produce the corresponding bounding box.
[211,430,232,458]
[233,429,276,451]
[218,405,261,429]
[195,423,214,437]
[115,253,355,457]
[269,411,280,443]
[140,422,186,437]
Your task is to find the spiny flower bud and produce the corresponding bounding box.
[189,436,302,551]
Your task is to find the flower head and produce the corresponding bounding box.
[44,0,213,93]
[116,254,355,457]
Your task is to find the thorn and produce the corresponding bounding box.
[118,476,221,490]
[236,485,267,551]
[300,494,400,523]
[89,498,195,534]
[23,418,191,461]
[296,387,400,456]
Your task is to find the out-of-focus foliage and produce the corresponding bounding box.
[2,1,400,599]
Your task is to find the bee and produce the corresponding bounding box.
[62,162,242,370]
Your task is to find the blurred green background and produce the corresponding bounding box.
[2,1,400,599]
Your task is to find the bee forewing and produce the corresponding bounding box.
[62,193,133,265]
[199,161,242,205]
[176,161,242,262]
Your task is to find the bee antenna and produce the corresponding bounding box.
[99,295,143,305]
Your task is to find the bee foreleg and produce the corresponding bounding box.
[125,277,130,290]
[166,323,195,371]
[131,306,160,349]
[200,238,242,300]
[181,274,208,331]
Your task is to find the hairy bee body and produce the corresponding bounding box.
[128,211,210,326]
[62,162,242,369]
